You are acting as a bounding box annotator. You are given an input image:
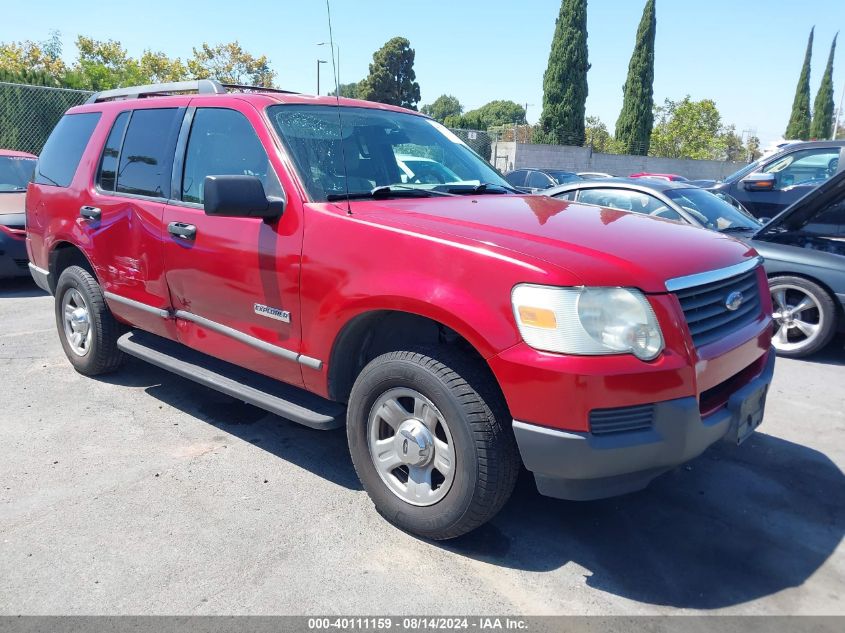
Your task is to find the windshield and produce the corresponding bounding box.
[0,156,36,192]
[267,105,508,202]
[665,188,761,231]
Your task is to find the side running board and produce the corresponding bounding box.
[117,330,345,430]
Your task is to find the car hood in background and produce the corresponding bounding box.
[755,169,845,237]
[0,191,26,215]
[350,195,758,293]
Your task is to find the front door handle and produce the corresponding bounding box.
[80,206,101,221]
[168,222,197,240]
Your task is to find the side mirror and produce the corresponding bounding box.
[203,175,285,220]
[741,172,776,192]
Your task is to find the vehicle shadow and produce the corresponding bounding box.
[799,335,845,366]
[444,432,845,609]
[0,277,47,298]
[96,357,361,491]
[96,358,844,610]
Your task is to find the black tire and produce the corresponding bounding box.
[769,275,838,358]
[54,265,125,375]
[347,347,520,540]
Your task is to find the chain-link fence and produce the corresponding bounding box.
[0,82,93,155]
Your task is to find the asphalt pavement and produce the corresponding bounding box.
[1,277,843,615]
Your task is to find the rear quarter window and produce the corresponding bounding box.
[34,112,101,187]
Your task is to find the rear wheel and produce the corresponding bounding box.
[347,348,520,540]
[54,265,124,375]
[770,275,837,358]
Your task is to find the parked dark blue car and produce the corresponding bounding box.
[705,140,845,220]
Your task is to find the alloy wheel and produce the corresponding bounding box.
[61,287,92,356]
[771,283,824,354]
[367,387,456,507]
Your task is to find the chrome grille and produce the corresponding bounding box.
[674,268,761,348]
[590,403,654,435]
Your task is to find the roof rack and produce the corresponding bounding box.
[220,83,299,95]
[85,79,299,104]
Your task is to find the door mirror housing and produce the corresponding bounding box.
[741,172,776,192]
[203,175,285,220]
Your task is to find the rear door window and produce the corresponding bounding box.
[115,108,183,198]
[34,112,101,187]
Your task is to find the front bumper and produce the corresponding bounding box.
[0,231,29,278]
[513,349,775,501]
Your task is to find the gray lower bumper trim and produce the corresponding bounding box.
[514,349,776,501]
[28,263,51,293]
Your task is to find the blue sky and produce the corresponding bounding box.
[1,0,843,146]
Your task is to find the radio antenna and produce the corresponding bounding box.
[325,0,352,215]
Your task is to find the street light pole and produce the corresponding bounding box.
[317,42,340,91]
[316,59,327,95]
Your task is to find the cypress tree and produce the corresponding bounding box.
[614,0,657,155]
[785,28,814,140]
[539,0,590,146]
[810,33,837,140]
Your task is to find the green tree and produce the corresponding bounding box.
[187,42,275,87]
[329,82,361,98]
[718,125,746,162]
[140,51,188,84]
[746,135,762,161]
[786,27,814,140]
[358,37,421,110]
[444,111,484,130]
[585,116,613,152]
[63,36,147,90]
[421,94,463,122]
[649,96,723,159]
[539,0,590,145]
[466,100,526,128]
[0,33,67,80]
[810,33,837,139]
[614,0,656,155]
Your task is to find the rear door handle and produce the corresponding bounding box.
[168,222,197,240]
[80,206,101,221]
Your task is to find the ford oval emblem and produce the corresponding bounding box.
[725,291,744,311]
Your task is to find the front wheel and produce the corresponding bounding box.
[770,275,837,358]
[347,348,520,540]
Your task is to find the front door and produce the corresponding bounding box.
[734,146,843,218]
[162,102,305,387]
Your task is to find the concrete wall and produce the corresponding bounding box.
[492,142,748,181]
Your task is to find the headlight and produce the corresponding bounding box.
[511,284,664,360]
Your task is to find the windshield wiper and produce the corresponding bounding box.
[446,182,520,195]
[326,185,456,202]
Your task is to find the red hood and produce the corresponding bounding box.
[348,195,759,293]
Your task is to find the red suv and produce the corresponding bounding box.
[26,81,775,539]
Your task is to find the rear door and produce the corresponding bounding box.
[83,106,183,339]
[162,100,305,387]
